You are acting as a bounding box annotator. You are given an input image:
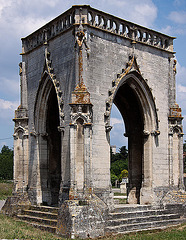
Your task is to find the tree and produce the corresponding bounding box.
[0,145,13,180]
[111,173,118,186]
[119,169,128,182]
[110,146,128,185]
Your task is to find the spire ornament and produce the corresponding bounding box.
[71,9,91,104]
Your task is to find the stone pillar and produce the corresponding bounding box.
[69,104,93,199]
[13,107,29,193]
[168,103,184,189]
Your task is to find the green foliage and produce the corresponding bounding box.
[119,169,128,182]
[0,145,13,180]
[111,173,118,186]
[0,180,13,200]
[110,146,128,185]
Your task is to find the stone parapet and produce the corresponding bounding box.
[21,5,175,54]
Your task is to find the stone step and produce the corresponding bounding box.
[105,218,184,233]
[22,209,58,220]
[113,196,127,199]
[17,214,57,227]
[107,213,180,226]
[114,199,120,204]
[29,205,59,214]
[113,204,154,213]
[19,220,57,233]
[109,209,178,220]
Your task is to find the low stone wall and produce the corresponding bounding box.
[57,195,108,238]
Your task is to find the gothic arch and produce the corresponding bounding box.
[33,72,63,205]
[106,66,159,204]
[105,69,159,135]
[34,74,53,134]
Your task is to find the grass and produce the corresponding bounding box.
[114,192,127,196]
[0,213,185,239]
[0,182,185,239]
[101,224,186,240]
[0,213,63,239]
[118,198,127,204]
[0,179,13,200]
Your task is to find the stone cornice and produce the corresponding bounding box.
[21,5,175,54]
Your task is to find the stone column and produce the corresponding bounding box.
[13,108,29,193]
[168,103,184,189]
[69,104,93,199]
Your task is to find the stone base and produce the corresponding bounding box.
[1,192,31,216]
[154,186,186,207]
[140,187,154,205]
[57,194,108,238]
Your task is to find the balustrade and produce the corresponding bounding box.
[22,5,174,53]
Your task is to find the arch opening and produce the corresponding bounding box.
[46,85,61,206]
[35,77,61,206]
[113,83,143,204]
[109,71,158,204]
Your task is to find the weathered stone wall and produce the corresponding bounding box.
[18,7,183,205]
[83,26,175,197]
[22,30,76,204]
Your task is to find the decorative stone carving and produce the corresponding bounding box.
[151,130,160,136]
[143,130,150,136]
[43,48,65,127]
[169,103,183,120]
[104,55,141,127]
[173,59,177,74]
[21,6,174,53]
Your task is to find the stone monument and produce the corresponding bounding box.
[2,5,185,238]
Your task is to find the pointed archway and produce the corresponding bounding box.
[46,85,61,205]
[107,68,159,204]
[113,82,144,204]
[34,75,61,206]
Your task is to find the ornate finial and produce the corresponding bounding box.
[173,59,177,74]
[71,16,91,104]
[169,103,183,119]
[19,62,22,76]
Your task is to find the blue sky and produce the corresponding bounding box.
[0,0,186,151]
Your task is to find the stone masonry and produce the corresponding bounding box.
[2,5,185,238]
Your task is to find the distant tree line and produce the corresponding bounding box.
[0,145,13,180]
[110,146,128,186]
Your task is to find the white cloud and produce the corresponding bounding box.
[161,25,172,35]
[178,84,186,93]
[0,0,158,41]
[0,0,12,17]
[110,117,123,126]
[160,25,186,36]
[168,11,186,24]
[94,0,157,27]
[176,62,186,86]
[0,99,18,111]
[0,99,18,122]
[0,77,19,97]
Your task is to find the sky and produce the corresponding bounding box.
[0,0,186,151]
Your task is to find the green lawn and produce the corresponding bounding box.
[0,213,63,240]
[0,180,13,200]
[0,213,185,239]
